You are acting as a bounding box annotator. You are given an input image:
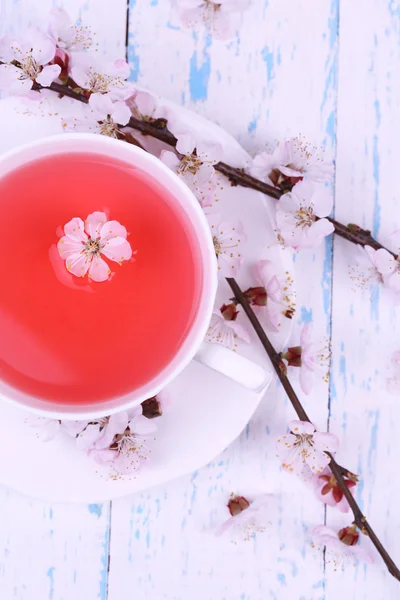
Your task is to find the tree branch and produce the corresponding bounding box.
[226,276,400,581]
[3,71,393,258]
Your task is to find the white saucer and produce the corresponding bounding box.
[0,94,294,502]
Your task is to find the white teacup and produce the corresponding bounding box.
[0,134,271,419]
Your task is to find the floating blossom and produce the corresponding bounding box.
[311,467,357,513]
[63,93,131,138]
[57,211,133,282]
[172,0,251,40]
[206,303,250,350]
[49,8,93,52]
[276,180,334,250]
[161,133,222,207]
[250,137,333,189]
[216,494,272,541]
[311,525,374,566]
[70,55,130,98]
[276,420,338,475]
[0,30,60,94]
[207,213,245,276]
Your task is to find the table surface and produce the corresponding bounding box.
[1,1,400,599]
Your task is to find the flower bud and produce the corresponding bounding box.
[220,303,239,321]
[227,494,250,516]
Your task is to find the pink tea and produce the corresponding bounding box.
[0,152,202,404]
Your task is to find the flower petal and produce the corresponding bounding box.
[289,420,315,435]
[85,212,108,239]
[101,237,132,263]
[135,91,156,117]
[76,424,102,450]
[66,252,91,278]
[36,64,61,87]
[64,217,88,242]
[100,220,128,241]
[111,101,131,126]
[70,66,89,89]
[305,446,331,474]
[88,256,111,282]
[88,92,113,117]
[57,236,84,259]
[0,64,33,94]
[299,365,316,395]
[176,132,196,156]
[129,414,158,436]
[374,248,396,275]
[29,30,56,65]
[113,58,130,80]
[313,431,339,454]
[160,150,181,172]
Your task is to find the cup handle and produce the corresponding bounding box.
[194,342,272,393]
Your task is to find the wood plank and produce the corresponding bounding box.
[326,0,400,597]
[0,2,127,599]
[0,489,111,600]
[109,2,339,598]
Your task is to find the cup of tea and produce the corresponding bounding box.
[0,134,271,419]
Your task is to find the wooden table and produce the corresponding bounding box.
[1,1,400,598]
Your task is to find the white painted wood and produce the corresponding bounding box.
[1,0,399,598]
[326,0,400,598]
[109,2,337,599]
[0,1,127,599]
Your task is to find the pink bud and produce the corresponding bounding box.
[338,525,359,546]
[227,495,250,516]
[220,303,239,321]
[281,346,302,367]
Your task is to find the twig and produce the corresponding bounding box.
[226,276,400,581]
[4,71,394,257]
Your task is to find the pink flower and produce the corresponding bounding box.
[161,133,222,208]
[0,30,60,94]
[349,245,386,292]
[276,420,339,475]
[311,467,357,513]
[297,323,330,395]
[70,55,130,98]
[76,407,157,474]
[57,211,133,282]
[206,304,250,350]
[207,213,245,277]
[276,180,334,250]
[63,93,131,137]
[173,0,252,40]
[245,260,284,332]
[49,8,93,52]
[250,137,333,187]
[312,525,374,566]
[216,494,272,541]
